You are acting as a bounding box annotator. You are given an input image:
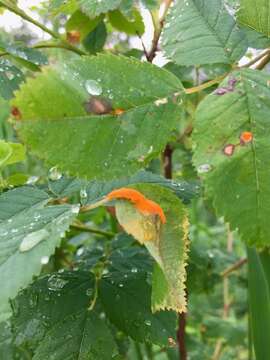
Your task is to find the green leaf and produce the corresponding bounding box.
[79,0,123,17]
[49,0,78,15]
[0,187,79,321]
[0,59,24,100]
[34,311,117,360]
[99,271,177,346]
[0,140,25,168]
[113,184,189,313]
[192,69,270,247]
[11,271,118,359]
[13,54,184,180]
[0,38,48,71]
[73,170,198,205]
[247,247,270,360]
[83,21,107,54]
[161,0,247,66]
[66,10,102,40]
[238,0,270,38]
[241,26,270,48]
[108,9,145,35]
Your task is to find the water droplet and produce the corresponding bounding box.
[41,256,49,265]
[197,164,212,174]
[76,247,84,256]
[26,176,39,185]
[85,79,102,96]
[71,204,80,214]
[118,283,124,288]
[80,188,87,200]
[86,288,93,296]
[131,267,138,273]
[155,98,168,106]
[47,274,68,291]
[19,229,49,252]
[48,166,62,181]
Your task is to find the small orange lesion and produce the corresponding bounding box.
[106,187,166,224]
[11,106,22,120]
[240,131,253,144]
[111,108,125,115]
[66,30,81,44]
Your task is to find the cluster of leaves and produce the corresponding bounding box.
[0,0,270,359]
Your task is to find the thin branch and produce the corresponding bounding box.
[71,221,115,238]
[255,51,270,69]
[177,313,187,360]
[221,257,247,277]
[184,74,228,95]
[2,2,86,56]
[147,0,173,62]
[241,49,270,68]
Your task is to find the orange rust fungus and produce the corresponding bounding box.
[112,108,125,115]
[240,131,253,144]
[67,30,81,44]
[106,187,166,224]
[11,106,22,120]
[223,144,235,156]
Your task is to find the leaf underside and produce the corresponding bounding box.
[114,183,189,313]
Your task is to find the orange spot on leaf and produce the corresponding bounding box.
[11,106,21,120]
[106,188,166,224]
[66,30,81,44]
[240,131,253,144]
[112,108,125,115]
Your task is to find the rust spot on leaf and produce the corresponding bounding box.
[11,106,22,120]
[84,97,113,115]
[223,144,235,156]
[111,108,125,115]
[240,131,253,144]
[214,77,237,96]
[106,188,166,224]
[66,30,81,44]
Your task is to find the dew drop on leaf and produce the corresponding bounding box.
[19,229,49,252]
[41,256,49,264]
[85,79,102,96]
[80,188,87,200]
[48,166,62,181]
[197,164,212,174]
[144,320,151,326]
[47,274,68,291]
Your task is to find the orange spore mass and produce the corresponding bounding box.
[112,108,125,115]
[67,30,81,44]
[11,106,22,120]
[240,131,253,144]
[106,188,166,224]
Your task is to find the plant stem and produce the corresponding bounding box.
[147,0,173,62]
[2,2,86,56]
[134,343,144,360]
[177,313,187,360]
[221,257,247,277]
[255,51,270,69]
[71,221,115,238]
[242,49,270,68]
[162,144,173,178]
[184,74,228,95]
